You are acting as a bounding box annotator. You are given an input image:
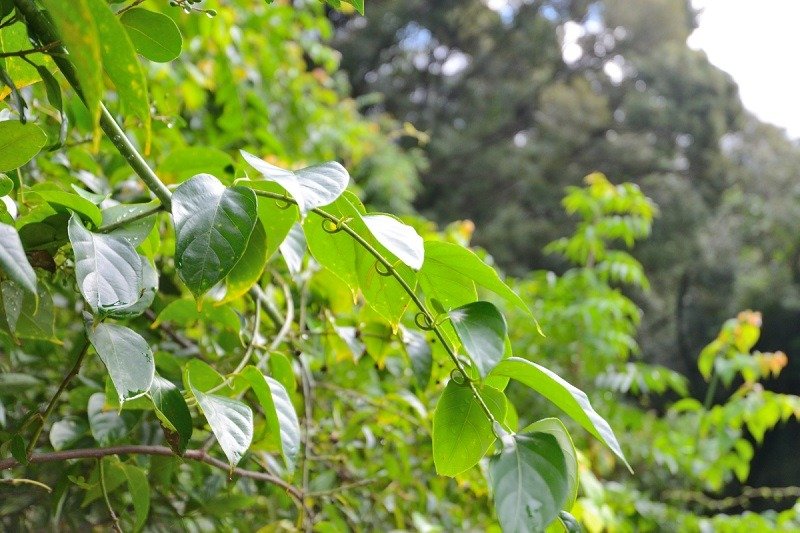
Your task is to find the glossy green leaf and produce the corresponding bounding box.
[279,222,306,275]
[489,433,569,532]
[120,8,183,63]
[1,280,58,342]
[172,174,258,297]
[88,322,155,403]
[489,357,631,471]
[148,375,192,454]
[87,0,150,142]
[241,150,349,215]
[0,121,46,171]
[432,381,506,476]
[522,418,579,509]
[241,366,300,472]
[400,326,431,390]
[0,222,36,293]
[42,0,103,127]
[362,214,424,270]
[160,147,235,184]
[421,241,536,323]
[122,464,151,532]
[188,364,253,466]
[253,181,300,260]
[100,201,159,247]
[221,220,268,303]
[69,214,144,315]
[449,301,507,377]
[33,189,103,227]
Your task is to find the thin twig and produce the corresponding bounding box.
[27,334,90,456]
[99,458,123,533]
[0,445,305,503]
[0,40,60,58]
[306,478,378,497]
[116,0,146,16]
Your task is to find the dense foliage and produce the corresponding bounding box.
[1,0,799,531]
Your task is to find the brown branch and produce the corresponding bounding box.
[0,445,304,502]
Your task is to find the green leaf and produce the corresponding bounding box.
[279,222,306,275]
[172,174,258,298]
[187,363,253,466]
[254,182,300,260]
[87,322,155,403]
[100,201,159,247]
[432,381,506,476]
[0,222,36,293]
[120,8,183,63]
[148,375,192,454]
[68,214,144,315]
[33,189,103,227]
[522,418,579,509]
[10,434,28,465]
[362,214,424,270]
[220,220,268,303]
[0,22,50,99]
[489,433,569,532]
[122,464,150,532]
[160,147,235,184]
[87,393,137,445]
[421,241,537,325]
[241,150,350,215]
[0,173,13,196]
[489,357,631,471]
[268,352,296,393]
[0,121,46,172]
[103,257,157,319]
[86,0,150,143]
[400,326,431,390]
[241,366,300,472]
[1,280,58,342]
[42,0,103,128]
[449,301,507,377]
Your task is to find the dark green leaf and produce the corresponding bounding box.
[0,121,46,172]
[432,381,506,476]
[122,463,150,531]
[489,433,569,532]
[221,221,267,303]
[120,8,182,63]
[172,174,258,298]
[522,418,579,509]
[148,375,192,454]
[87,322,155,403]
[489,358,631,470]
[0,222,36,293]
[449,301,507,377]
[1,280,58,342]
[10,434,28,465]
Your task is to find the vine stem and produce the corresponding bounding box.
[26,335,91,456]
[0,445,306,504]
[254,191,500,428]
[99,458,123,533]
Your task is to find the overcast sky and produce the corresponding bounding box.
[688,0,800,138]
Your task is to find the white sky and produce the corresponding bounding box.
[688,0,800,138]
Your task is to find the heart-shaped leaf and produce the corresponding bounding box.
[362,214,424,270]
[489,433,569,532]
[88,322,155,403]
[0,222,36,293]
[69,214,144,315]
[241,150,349,215]
[187,363,253,466]
[432,381,506,476]
[120,8,182,63]
[449,301,507,377]
[172,174,258,298]
[241,366,300,472]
